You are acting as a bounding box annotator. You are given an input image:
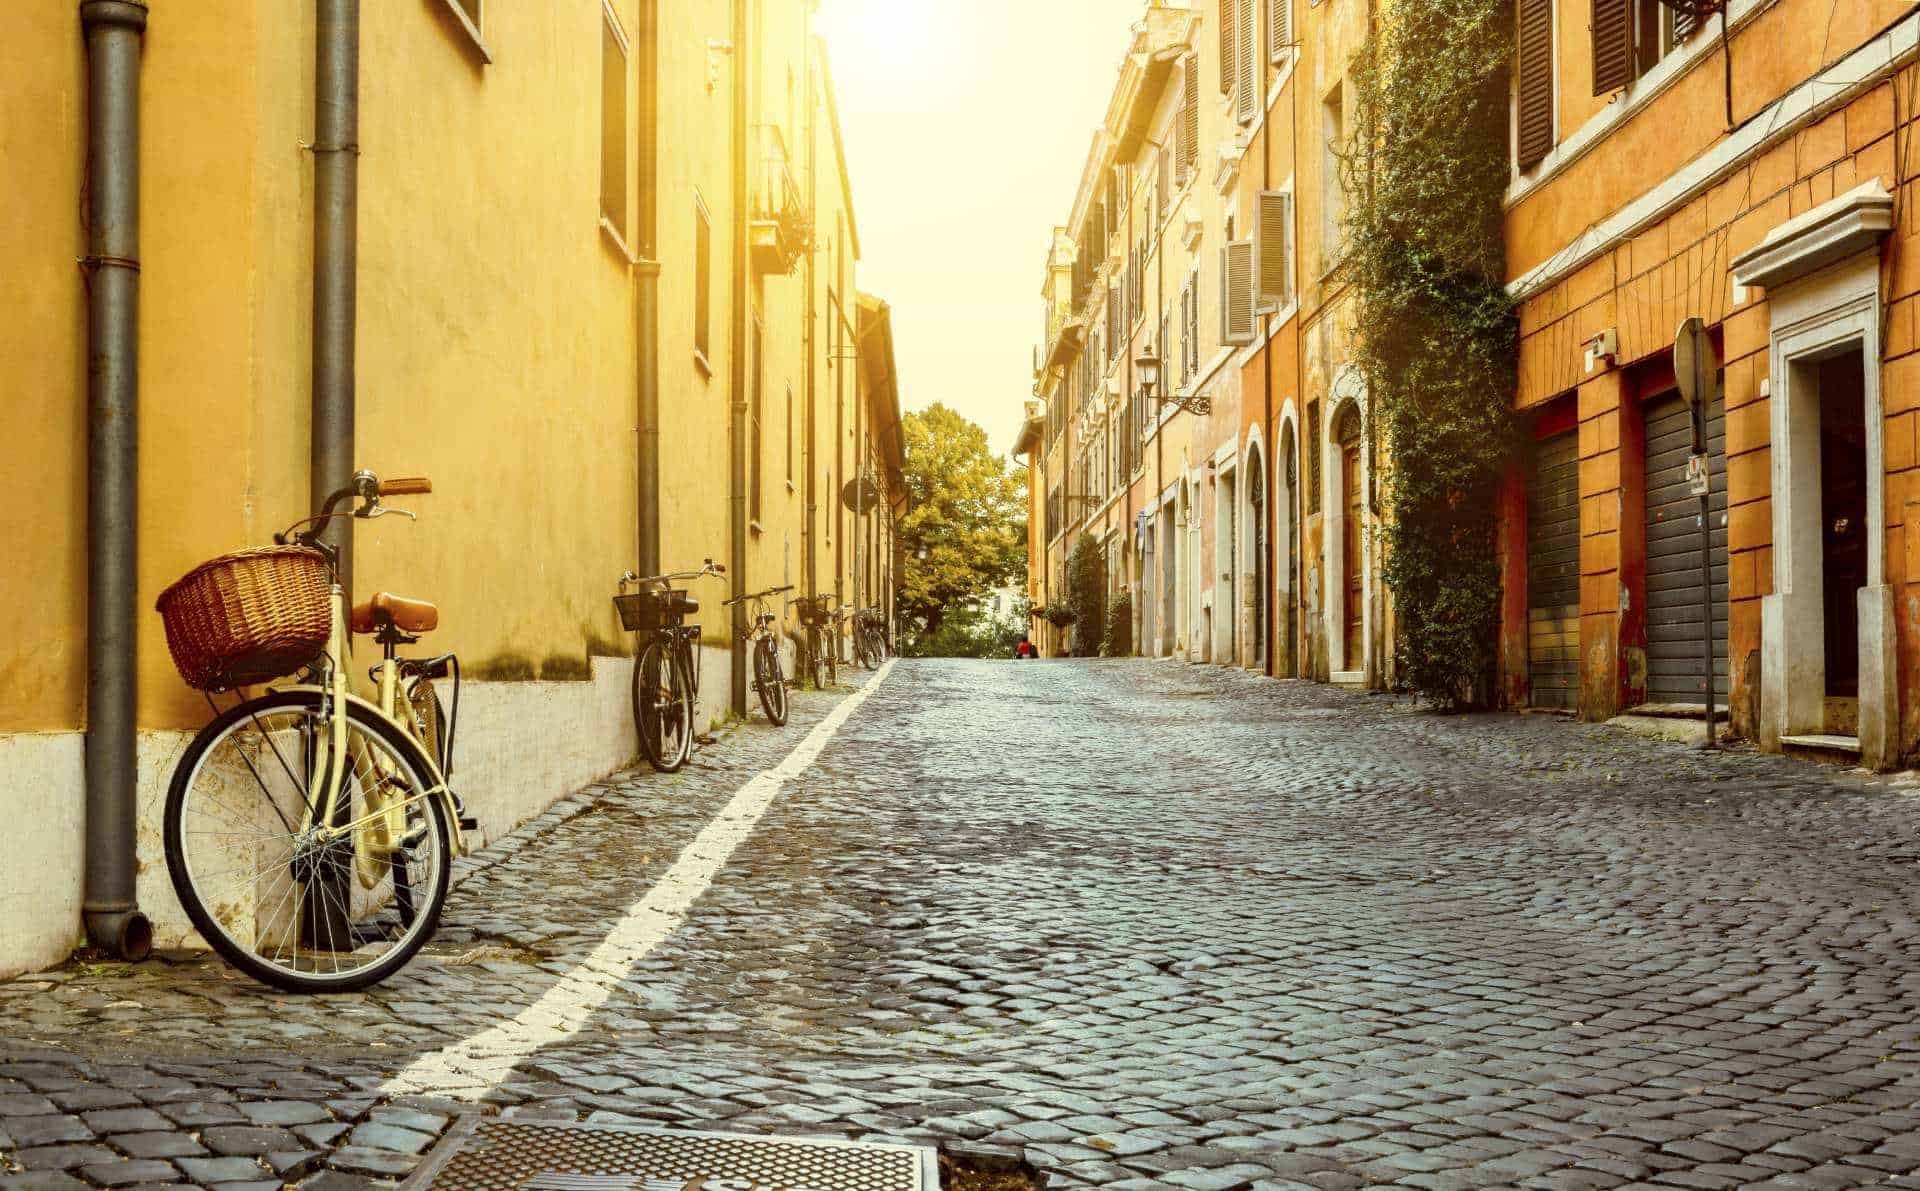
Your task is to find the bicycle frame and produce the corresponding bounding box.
[274,584,468,859]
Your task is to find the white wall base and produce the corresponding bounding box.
[0,654,670,975]
[1860,584,1896,770]
[0,733,85,978]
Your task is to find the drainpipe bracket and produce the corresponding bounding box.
[79,0,148,31]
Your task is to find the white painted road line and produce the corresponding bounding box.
[383,660,896,1099]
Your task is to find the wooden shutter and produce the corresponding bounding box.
[1187,270,1200,373]
[1222,239,1256,345]
[1257,190,1291,308]
[1591,0,1632,96]
[1235,0,1258,125]
[1268,0,1290,61]
[1517,0,1554,169]
[1218,0,1235,95]
[1673,6,1700,40]
[1179,55,1200,181]
[1179,284,1193,382]
[1158,146,1171,223]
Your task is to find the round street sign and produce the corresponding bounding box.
[841,475,882,512]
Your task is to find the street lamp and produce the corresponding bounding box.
[1138,343,1210,417]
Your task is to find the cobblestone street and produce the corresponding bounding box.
[9,659,1920,1188]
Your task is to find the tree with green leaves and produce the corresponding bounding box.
[898,403,1028,641]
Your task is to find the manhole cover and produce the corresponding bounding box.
[401,1118,939,1191]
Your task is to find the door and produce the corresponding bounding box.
[1643,391,1728,705]
[1342,440,1363,669]
[1223,473,1237,661]
[1528,430,1580,711]
[1250,461,1267,667]
[1821,352,1868,704]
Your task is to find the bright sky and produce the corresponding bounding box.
[818,0,1138,458]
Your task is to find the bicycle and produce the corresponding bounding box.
[854,607,889,671]
[155,469,470,993]
[724,584,794,726]
[794,593,838,691]
[616,559,724,773]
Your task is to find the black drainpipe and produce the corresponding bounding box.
[313,0,359,590]
[727,0,749,715]
[80,0,153,962]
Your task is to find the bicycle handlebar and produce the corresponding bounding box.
[277,469,429,546]
[722,584,796,606]
[620,558,726,590]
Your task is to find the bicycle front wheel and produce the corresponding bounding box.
[635,638,694,772]
[755,638,789,726]
[163,692,452,994]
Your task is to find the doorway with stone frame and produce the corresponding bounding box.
[1735,184,1894,766]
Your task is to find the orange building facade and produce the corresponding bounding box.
[1503,0,1920,768]
[1017,0,1393,692]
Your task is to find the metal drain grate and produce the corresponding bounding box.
[400,1118,938,1191]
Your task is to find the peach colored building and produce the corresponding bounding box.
[1502,0,1917,768]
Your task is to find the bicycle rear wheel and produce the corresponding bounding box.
[635,638,693,772]
[754,638,789,726]
[164,692,452,994]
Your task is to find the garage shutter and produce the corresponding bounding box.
[1528,431,1580,711]
[1644,392,1728,704]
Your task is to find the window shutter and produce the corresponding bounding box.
[1222,239,1256,345]
[1673,6,1700,39]
[1218,0,1235,95]
[1187,271,1200,374]
[1268,0,1289,61]
[1516,0,1554,169]
[1257,190,1291,308]
[1109,283,1120,346]
[1235,0,1257,125]
[1591,0,1632,96]
[1180,284,1192,383]
[1152,145,1167,221]
[1177,56,1199,183]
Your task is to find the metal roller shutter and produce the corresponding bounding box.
[1643,392,1728,704]
[1529,431,1580,711]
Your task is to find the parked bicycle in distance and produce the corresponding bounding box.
[155,469,470,994]
[616,559,723,773]
[795,593,838,691]
[725,583,794,726]
[854,607,890,670]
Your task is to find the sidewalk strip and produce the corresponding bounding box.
[384,659,896,1099]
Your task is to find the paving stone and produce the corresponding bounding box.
[108,1130,209,1159]
[77,1160,181,1187]
[78,1107,172,1135]
[5,1115,91,1147]
[175,1156,271,1183]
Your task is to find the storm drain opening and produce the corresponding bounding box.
[399,1117,939,1190]
[937,1146,1046,1191]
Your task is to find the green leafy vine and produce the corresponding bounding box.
[1341,0,1519,709]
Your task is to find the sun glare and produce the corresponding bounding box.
[816,0,957,100]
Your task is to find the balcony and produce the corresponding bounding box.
[750,125,810,275]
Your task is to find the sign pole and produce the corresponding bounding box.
[1675,317,1720,750]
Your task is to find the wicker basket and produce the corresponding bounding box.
[795,594,832,627]
[613,589,698,632]
[156,546,332,691]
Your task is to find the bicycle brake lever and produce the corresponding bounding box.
[365,506,417,522]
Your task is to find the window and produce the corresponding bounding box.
[1267,0,1291,63]
[1321,84,1344,269]
[600,6,629,246]
[1177,55,1200,185]
[1186,266,1201,378]
[750,317,764,524]
[1234,0,1258,126]
[694,197,712,368]
[1221,238,1256,346]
